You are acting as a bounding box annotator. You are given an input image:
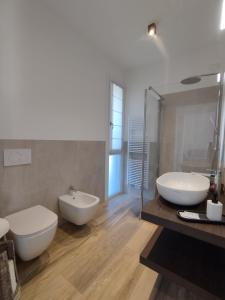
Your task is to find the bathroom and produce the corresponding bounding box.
[0,0,225,299]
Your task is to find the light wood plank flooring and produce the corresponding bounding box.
[19,195,204,300]
[20,195,158,300]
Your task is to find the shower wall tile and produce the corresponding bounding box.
[0,140,105,217]
[160,86,219,174]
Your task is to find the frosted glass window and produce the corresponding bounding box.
[112,125,122,140]
[108,154,121,197]
[110,84,123,151]
[108,83,124,198]
[113,97,123,112]
[112,139,122,150]
[113,85,123,100]
[112,111,122,126]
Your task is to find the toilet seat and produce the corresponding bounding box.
[6,205,58,237]
[6,205,58,261]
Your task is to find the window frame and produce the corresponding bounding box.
[109,82,125,155]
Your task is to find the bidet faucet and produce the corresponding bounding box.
[69,186,77,195]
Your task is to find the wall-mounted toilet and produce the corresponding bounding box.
[59,191,100,225]
[6,205,58,261]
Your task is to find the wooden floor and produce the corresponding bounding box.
[20,195,158,300]
[20,195,204,300]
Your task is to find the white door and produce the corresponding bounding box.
[108,83,124,198]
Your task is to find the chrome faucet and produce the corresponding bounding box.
[207,169,217,176]
[69,186,77,196]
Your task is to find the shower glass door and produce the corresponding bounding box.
[108,83,124,198]
[142,90,161,204]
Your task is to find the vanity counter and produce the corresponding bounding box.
[142,195,225,249]
[140,196,225,300]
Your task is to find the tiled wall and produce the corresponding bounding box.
[160,86,219,174]
[0,140,105,217]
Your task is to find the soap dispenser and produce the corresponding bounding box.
[206,192,223,221]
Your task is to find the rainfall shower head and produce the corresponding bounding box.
[181,76,201,85]
[180,73,218,85]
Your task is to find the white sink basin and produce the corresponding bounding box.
[156,172,210,206]
[0,218,10,239]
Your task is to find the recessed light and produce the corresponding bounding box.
[148,23,156,37]
[220,0,225,30]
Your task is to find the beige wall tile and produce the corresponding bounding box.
[0,140,105,217]
[160,86,219,174]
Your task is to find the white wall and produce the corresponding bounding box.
[125,41,225,139]
[0,0,124,141]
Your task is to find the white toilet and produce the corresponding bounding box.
[59,191,100,225]
[6,205,58,261]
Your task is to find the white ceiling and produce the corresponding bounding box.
[46,0,224,69]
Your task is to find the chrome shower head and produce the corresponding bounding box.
[180,73,219,85]
[180,76,202,85]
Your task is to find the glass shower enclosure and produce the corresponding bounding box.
[140,72,225,213]
[140,87,163,209]
[127,87,163,209]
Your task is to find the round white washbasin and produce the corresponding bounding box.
[156,172,210,206]
[0,218,10,239]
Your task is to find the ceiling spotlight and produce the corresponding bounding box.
[148,23,156,37]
